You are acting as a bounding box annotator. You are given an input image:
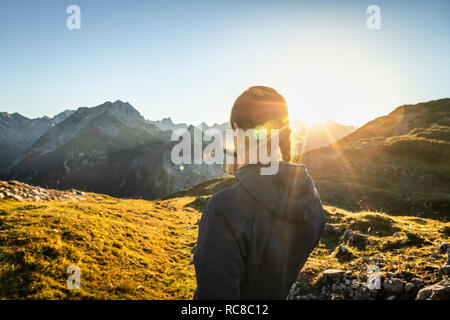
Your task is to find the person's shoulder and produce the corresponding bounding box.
[204,182,254,231]
[207,182,243,208]
[206,182,254,218]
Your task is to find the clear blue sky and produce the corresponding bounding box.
[0,0,449,126]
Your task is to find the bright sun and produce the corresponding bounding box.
[260,39,399,128]
[293,113,327,126]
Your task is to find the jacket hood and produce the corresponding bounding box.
[235,162,318,223]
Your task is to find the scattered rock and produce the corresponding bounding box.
[0,180,86,202]
[322,269,345,280]
[410,278,424,288]
[404,282,415,294]
[335,245,356,261]
[8,180,22,186]
[438,265,450,275]
[342,230,369,249]
[439,242,449,253]
[431,253,441,259]
[385,272,403,279]
[405,232,426,245]
[363,254,385,265]
[439,249,450,275]
[70,189,86,196]
[11,194,23,201]
[161,203,177,211]
[324,223,341,235]
[344,270,353,278]
[383,232,429,250]
[416,280,450,300]
[424,265,440,273]
[383,278,404,296]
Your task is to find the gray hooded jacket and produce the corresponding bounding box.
[194,162,325,299]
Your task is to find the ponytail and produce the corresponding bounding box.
[279,126,291,162]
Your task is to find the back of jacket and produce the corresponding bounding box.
[194,162,325,299]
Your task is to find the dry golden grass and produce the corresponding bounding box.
[0,191,448,299]
[0,193,200,299]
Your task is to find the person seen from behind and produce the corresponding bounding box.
[194,86,325,299]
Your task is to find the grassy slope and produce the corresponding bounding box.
[298,107,450,218]
[336,98,450,145]
[0,179,448,299]
[0,193,200,299]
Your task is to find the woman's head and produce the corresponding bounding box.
[230,86,291,162]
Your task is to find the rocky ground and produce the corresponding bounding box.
[288,258,450,300]
[0,180,87,202]
[287,213,450,300]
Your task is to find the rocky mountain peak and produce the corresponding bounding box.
[0,112,12,119]
[148,117,188,131]
[103,100,145,124]
[160,117,174,124]
[112,99,131,107]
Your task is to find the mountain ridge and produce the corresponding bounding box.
[3,100,225,199]
[0,109,76,169]
[298,98,450,218]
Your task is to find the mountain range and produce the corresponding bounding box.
[0,101,225,198]
[0,100,355,199]
[0,109,75,168]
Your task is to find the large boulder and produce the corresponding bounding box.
[416,280,450,300]
[322,269,345,280]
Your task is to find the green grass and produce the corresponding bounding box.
[385,126,450,162]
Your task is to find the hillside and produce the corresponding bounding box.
[0,180,448,299]
[0,180,200,299]
[336,98,450,146]
[297,99,450,219]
